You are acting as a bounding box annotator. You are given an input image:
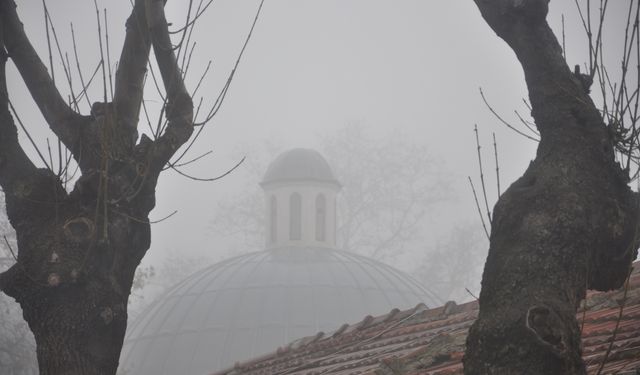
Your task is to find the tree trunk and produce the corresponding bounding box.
[464,1,640,374]
[0,0,194,373]
[26,283,129,375]
[0,164,155,374]
[29,294,126,375]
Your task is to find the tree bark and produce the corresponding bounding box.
[0,0,193,373]
[464,1,640,374]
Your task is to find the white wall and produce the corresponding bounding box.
[263,181,339,249]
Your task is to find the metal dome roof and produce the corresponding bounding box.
[261,148,340,186]
[119,247,441,375]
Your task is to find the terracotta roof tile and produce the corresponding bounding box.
[211,263,640,375]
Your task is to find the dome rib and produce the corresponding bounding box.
[219,251,272,366]
[342,251,439,309]
[185,252,270,373]
[337,251,396,308]
[122,253,263,374]
[380,259,445,308]
[121,247,440,375]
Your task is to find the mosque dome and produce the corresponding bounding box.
[261,148,340,186]
[119,247,441,375]
[119,148,441,375]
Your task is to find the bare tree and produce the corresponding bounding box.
[0,1,260,373]
[464,1,640,373]
[414,223,487,303]
[325,125,451,261]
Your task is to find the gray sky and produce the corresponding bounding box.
[6,1,633,279]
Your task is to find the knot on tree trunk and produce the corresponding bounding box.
[526,305,567,357]
[13,179,33,198]
[99,307,114,325]
[63,217,95,243]
[47,273,60,287]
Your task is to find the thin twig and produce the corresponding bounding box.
[191,60,212,98]
[168,156,245,182]
[104,8,114,100]
[177,0,197,74]
[493,132,501,197]
[111,208,178,225]
[93,0,108,103]
[71,23,92,109]
[9,100,51,170]
[169,0,264,171]
[474,124,492,224]
[42,0,55,83]
[465,287,479,301]
[196,0,265,125]
[468,176,490,240]
[169,0,215,34]
[172,150,213,168]
[479,88,539,142]
[46,138,54,171]
[514,110,540,136]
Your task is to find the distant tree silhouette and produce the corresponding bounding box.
[209,125,451,262]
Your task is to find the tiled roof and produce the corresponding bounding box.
[211,263,640,375]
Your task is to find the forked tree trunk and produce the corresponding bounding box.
[464,1,640,374]
[1,170,154,375]
[0,0,194,373]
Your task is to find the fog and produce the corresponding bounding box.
[0,1,637,373]
[4,0,635,312]
[8,0,537,283]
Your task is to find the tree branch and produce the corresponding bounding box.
[473,0,602,136]
[0,19,38,196]
[113,0,151,143]
[0,0,84,151]
[0,12,66,271]
[145,0,194,175]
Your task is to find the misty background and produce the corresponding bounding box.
[0,1,636,371]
